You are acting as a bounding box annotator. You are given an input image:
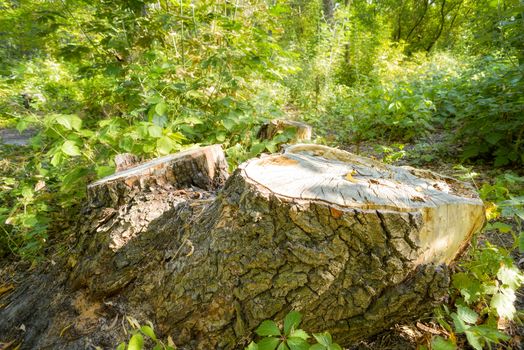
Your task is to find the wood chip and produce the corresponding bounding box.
[416,321,445,335]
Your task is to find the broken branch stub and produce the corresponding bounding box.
[87,144,229,208]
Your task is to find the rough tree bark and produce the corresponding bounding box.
[0,144,484,350]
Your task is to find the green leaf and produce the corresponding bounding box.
[223,118,237,131]
[116,343,126,350]
[497,265,524,289]
[50,150,63,167]
[519,232,524,253]
[450,313,467,333]
[431,336,456,350]
[465,330,482,350]
[140,325,156,340]
[309,345,325,350]
[96,165,115,178]
[61,140,81,156]
[55,114,82,131]
[284,311,302,335]
[16,119,29,132]
[277,342,290,350]
[265,142,277,153]
[155,102,167,116]
[312,332,332,346]
[216,132,226,142]
[128,333,144,350]
[328,344,342,350]
[491,288,516,319]
[470,324,510,342]
[257,337,280,350]
[289,329,309,340]
[287,337,309,350]
[250,142,266,155]
[157,136,175,155]
[485,222,513,233]
[452,273,482,303]
[245,341,259,350]
[255,320,281,337]
[457,305,478,324]
[21,214,38,228]
[149,125,164,138]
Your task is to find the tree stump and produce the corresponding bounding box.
[74,144,484,347]
[0,144,485,350]
[257,119,312,143]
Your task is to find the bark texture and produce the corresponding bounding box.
[0,144,484,350]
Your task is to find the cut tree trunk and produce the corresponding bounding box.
[0,144,484,350]
[257,119,312,143]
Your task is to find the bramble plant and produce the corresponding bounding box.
[245,311,342,350]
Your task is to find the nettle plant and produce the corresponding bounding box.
[245,311,342,350]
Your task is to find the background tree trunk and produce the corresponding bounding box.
[0,144,484,349]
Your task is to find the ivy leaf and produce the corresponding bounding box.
[519,232,524,253]
[257,337,280,350]
[457,305,478,324]
[284,311,302,335]
[128,333,144,350]
[61,140,81,156]
[255,320,281,337]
